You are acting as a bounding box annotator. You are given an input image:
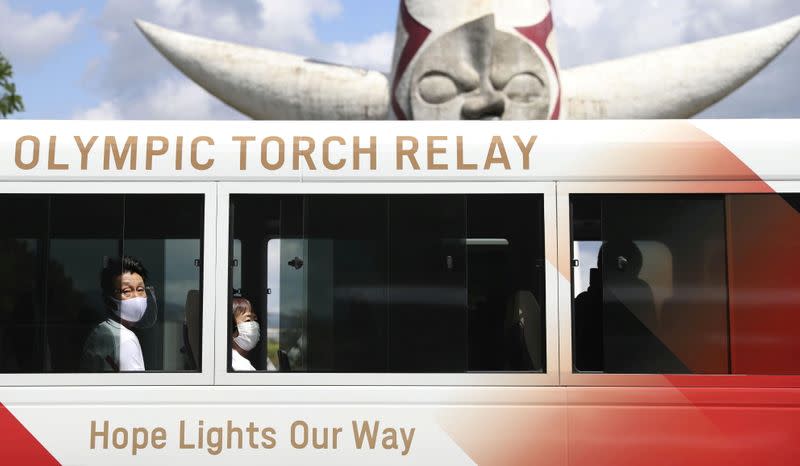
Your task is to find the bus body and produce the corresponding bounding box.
[0,120,798,465]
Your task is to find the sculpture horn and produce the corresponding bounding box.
[135,20,390,120]
[562,15,800,119]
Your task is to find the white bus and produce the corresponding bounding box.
[0,120,799,465]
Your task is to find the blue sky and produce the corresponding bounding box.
[2,0,798,120]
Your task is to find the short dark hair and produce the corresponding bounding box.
[101,256,148,296]
[231,297,253,327]
[598,240,643,275]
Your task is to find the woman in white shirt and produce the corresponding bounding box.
[81,256,150,372]
[231,297,275,371]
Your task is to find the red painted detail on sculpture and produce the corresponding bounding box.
[517,13,561,119]
[391,0,431,120]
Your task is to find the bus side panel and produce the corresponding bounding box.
[567,386,800,466]
[1,387,567,465]
[437,388,568,466]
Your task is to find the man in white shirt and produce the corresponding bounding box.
[81,256,150,372]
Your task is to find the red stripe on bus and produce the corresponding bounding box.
[0,402,60,465]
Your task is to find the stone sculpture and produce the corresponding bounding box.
[136,0,800,120]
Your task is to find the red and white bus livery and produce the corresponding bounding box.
[0,119,798,465]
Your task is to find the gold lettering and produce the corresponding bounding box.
[104,136,138,170]
[261,427,277,449]
[232,136,255,170]
[46,136,67,170]
[227,420,243,450]
[427,135,448,170]
[514,135,537,170]
[145,136,169,170]
[353,136,376,170]
[396,136,420,170]
[179,420,195,449]
[151,427,167,449]
[175,136,184,170]
[484,136,510,169]
[90,420,109,449]
[206,426,223,455]
[293,136,316,170]
[291,420,308,449]
[112,428,128,449]
[261,136,285,170]
[190,136,214,170]
[74,136,98,170]
[456,136,476,170]
[322,136,346,170]
[15,135,39,170]
[131,427,149,456]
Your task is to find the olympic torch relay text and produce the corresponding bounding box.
[9,133,536,174]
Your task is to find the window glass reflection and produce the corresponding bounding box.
[230,194,546,373]
[0,194,204,373]
[571,193,800,375]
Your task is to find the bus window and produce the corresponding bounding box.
[229,194,546,373]
[0,194,204,373]
[571,193,800,375]
[726,194,800,375]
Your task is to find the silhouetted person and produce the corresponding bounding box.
[574,267,604,371]
[575,240,673,373]
[600,240,658,372]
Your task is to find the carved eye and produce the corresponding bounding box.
[503,73,545,103]
[418,73,459,104]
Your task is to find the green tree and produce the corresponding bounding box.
[0,53,24,118]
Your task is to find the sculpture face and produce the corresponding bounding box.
[409,15,550,120]
[391,1,561,120]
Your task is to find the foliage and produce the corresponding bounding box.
[0,53,24,118]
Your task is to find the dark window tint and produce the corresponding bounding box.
[0,194,203,373]
[571,194,800,375]
[229,194,546,373]
[726,195,800,375]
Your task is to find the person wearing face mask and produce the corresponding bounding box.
[231,297,274,371]
[80,256,151,372]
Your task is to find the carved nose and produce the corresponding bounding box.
[461,90,505,120]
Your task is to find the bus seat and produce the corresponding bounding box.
[504,290,542,371]
[278,349,291,372]
[183,290,201,370]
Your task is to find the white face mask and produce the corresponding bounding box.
[112,297,148,323]
[234,321,260,351]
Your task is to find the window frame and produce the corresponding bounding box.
[558,180,800,388]
[216,181,559,386]
[0,182,216,386]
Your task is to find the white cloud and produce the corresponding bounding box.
[73,100,121,120]
[554,0,797,65]
[553,0,800,117]
[329,31,394,72]
[74,78,243,120]
[257,0,342,47]
[556,0,603,30]
[126,78,216,119]
[73,0,395,119]
[0,1,82,67]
